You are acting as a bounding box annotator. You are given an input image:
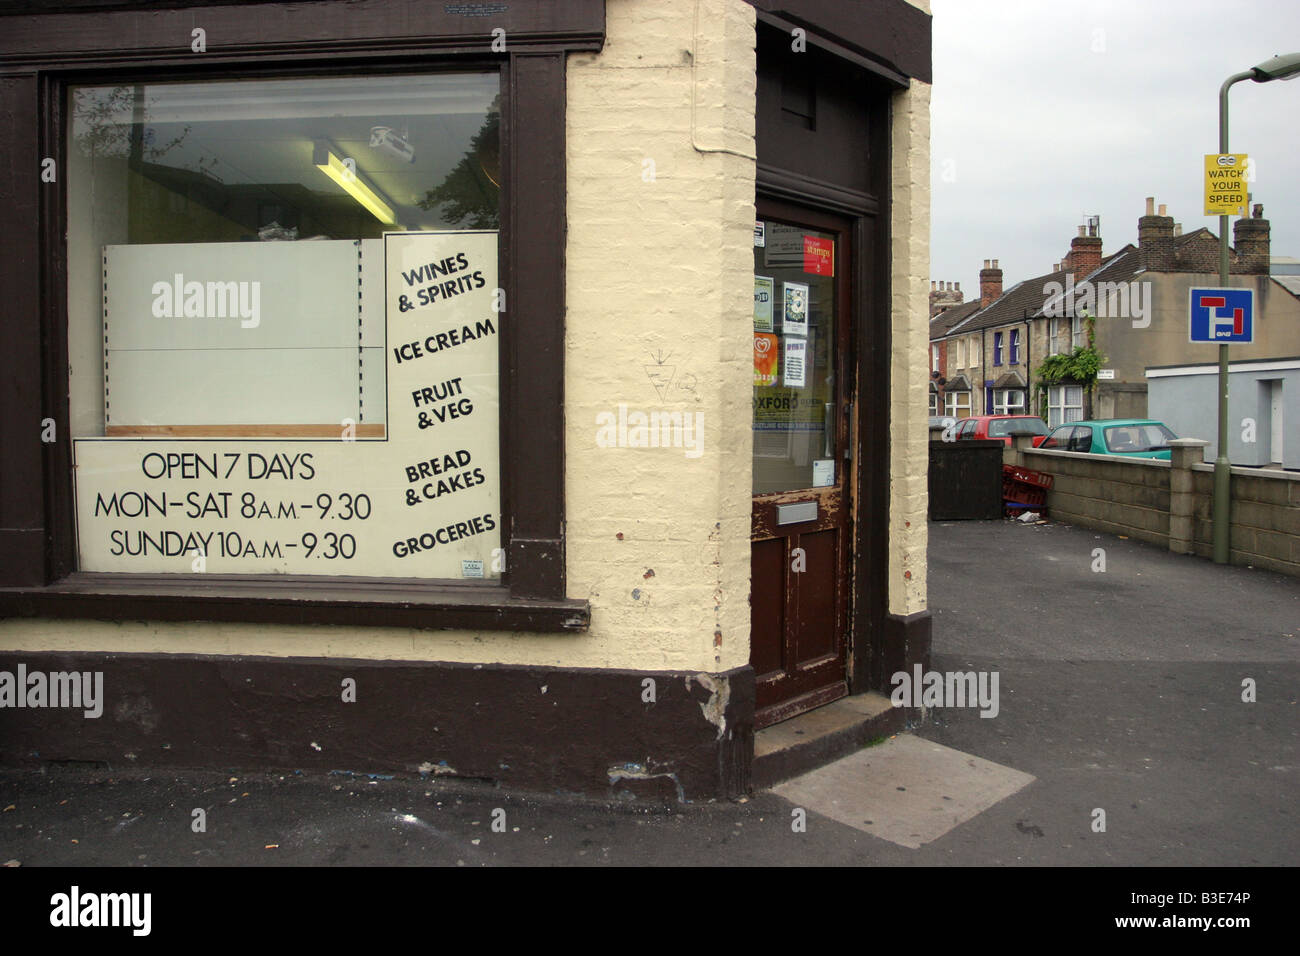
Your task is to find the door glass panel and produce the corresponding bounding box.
[753,219,836,494]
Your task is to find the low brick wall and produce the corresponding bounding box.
[1005,438,1300,577]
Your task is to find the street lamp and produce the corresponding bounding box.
[1211,53,1300,564]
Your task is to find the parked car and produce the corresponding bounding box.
[953,414,1050,447]
[1039,419,1177,460]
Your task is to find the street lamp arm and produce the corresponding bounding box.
[1219,70,1255,153]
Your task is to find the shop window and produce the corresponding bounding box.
[65,74,506,583]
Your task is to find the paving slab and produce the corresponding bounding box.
[772,734,1036,849]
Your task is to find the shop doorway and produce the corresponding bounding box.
[750,201,854,728]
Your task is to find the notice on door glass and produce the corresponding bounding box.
[783,282,809,336]
[803,236,833,276]
[783,338,807,387]
[754,333,780,387]
[73,231,503,579]
[753,275,774,332]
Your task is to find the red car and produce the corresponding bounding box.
[952,415,1049,446]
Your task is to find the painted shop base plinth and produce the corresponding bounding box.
[0,652,754,804]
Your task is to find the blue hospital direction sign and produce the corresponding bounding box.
[1189,286,1253,344]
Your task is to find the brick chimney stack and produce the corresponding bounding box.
[1137,196,1176,272]
[1063,220,1102,276]
[1232,203,1270,274]
[929,280,964,317]
[979,259,1002,308]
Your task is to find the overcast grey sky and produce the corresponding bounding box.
[930,0,1300,294]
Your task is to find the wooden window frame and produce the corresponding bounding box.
[0,1,602,631]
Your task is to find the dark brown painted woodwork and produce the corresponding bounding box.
[0,650,754,802]
[746,0,932,84]
[0,1,606,62]
[503,53,567,599]
[0,75,44,588]
[0,2,602,624]
[751,201,852,728]
[755,17,920,704]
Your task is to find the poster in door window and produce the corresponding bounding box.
[803,235,834,276]
[753,333,779,386]
[783,282,809,337]
[753,275,774,332]
[783,338,807,387]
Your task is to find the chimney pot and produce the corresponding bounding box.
[1078,225,1086,237]
[931,280,936,291]
[1158,203,1167,217]
[1253,203,1263,219]
[1174,224,1182,236]
[1145,197,1155,215]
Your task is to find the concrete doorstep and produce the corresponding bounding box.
[751,691,904,790]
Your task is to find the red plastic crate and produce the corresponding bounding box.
[1002,464,1054,490]
[1002,464,1052,517]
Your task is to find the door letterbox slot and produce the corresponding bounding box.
[777,501,818,525]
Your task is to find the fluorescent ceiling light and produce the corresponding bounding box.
[313,143,395,225]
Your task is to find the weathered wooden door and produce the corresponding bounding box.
[750,201,853,728]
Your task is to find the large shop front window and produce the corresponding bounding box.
[67,74,505,581]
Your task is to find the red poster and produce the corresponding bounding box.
[753,333,779,386]
[803,236,834,276]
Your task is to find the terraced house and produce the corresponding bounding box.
[931,199,1300,428]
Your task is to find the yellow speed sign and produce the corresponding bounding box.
[1204,154,1249,217]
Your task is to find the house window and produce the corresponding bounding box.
[932,344,940,373]
[970,335,981,367]
[993,332,1003,367]
[993,389,1025,415]
[955,338,966,368]
[1051,316,1085,355]
[928,386,939,417]
[944,390,970,418]
[1009,329,1020,365]
[1047,385,1085,428]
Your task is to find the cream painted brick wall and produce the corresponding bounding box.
[566,0,756,673]
[889,69,932,617]
[0,0,759,674]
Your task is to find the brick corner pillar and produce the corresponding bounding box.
[1167,438,1210,554]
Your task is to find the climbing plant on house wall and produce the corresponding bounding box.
[1033,312,1104,419]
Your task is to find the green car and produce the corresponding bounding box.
[1039,419,1177,460]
